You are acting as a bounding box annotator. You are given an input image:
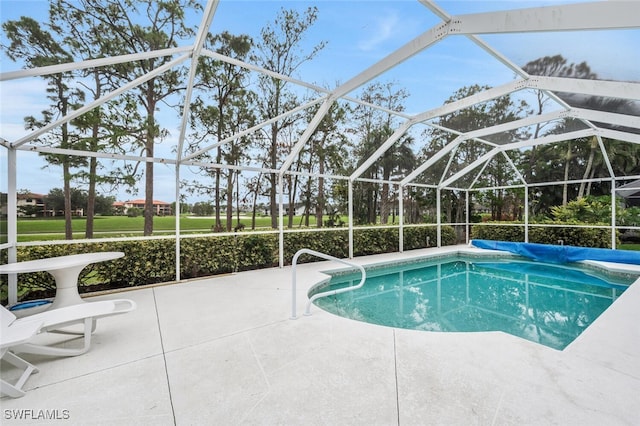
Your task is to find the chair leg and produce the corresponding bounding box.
[46,318,97,336]
[1,350,39,398]
[12,317,94,357]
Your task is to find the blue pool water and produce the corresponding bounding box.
[311,255,636,350]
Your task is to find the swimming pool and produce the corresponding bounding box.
[311,255,637,350]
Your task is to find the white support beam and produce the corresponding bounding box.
[501,150,527,186]
[596,135,615,178]
[436,188,442,247]
[0,46,192,81]
[183,97,325,162]
[452,2,640,34]
[419,0,529,79]
[464,110,567,141]
[173,1,219,283]
[465,190,470,244]
[440,147,500,189]
[201,49,328,95]
[185,160,278,175]
[11,53,191,148]
[356,177,400,185]
[174,163,181,282]
[331,21,450,98]
[412,80,525,124]
[401,137,462,184]
[278,174,284,268]
[466,183,525,192]
[570,108,640,131]
[501,129,595,151]
[530,77,640,101]
[469,149,526,190]
[399,185,404,253]
[348,180,354,259]
[468,156,492,189]
[176,0,220,162]
[405,110,566,187]
[279,97,335,176]
[203,48,415,122]
[15,144,177,165]
[7,149,18,305]
[419,0,588,148]
[611,180,617,249]
[524,185,529,243]
[349,120,413,180]
[597,128,640,145]
[438,143,460,185]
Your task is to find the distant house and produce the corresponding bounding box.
[284,203,307,216]
[618,180,640,207]
[17,192,47,217]
[113,199,172,216]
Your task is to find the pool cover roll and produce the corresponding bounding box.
[471,239,640,265]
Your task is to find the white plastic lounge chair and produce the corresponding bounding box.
[1,307,43,398]
[1,299,136,398]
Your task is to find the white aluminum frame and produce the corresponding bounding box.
[2,1,640,304]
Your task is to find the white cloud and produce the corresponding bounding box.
[1,78,50,141]
[357,10,401,52]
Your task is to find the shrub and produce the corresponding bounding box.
[471,223,525,242]
[528,226,613,248]
[283,229,349,263]
[471,222,614,248]
[126,207,142,217]
[403,226,456,249]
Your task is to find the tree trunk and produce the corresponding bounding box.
[85,71,100,239]
[304,176,312,227]
[236,170,241,227]
[226,168,233,232]
[60,93,73,240]
[578,136,597,199]
[63,161,73,240]
[316,160,325,228]
[143,93,156,236]
[562,144,572,206]
[380,182,390,224]
[213,154,223,232]
[586,167,596,197]
[86,156,97,238]
[287,174,299,228]
[215,99,225,232]
[251,175,261,230]
[269,124,278,229]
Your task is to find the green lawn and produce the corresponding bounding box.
[14,215,333,241]
[18,215,267,233]
[11,217,640,248]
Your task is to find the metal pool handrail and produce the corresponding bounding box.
[290,248,366,319]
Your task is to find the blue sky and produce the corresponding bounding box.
[1,0,639,203]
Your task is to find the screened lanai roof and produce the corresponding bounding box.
[1,0,640,197]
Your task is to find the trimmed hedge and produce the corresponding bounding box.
[283,230,349,263]
[403,226,456,250]
[471,222,615,248]
[470,223,525,242]
[1,226,457,303]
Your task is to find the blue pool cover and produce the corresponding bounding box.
[471,239,640,265]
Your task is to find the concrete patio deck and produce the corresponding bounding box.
[2,246,640,425]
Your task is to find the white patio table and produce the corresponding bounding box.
[0,252,124,310]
